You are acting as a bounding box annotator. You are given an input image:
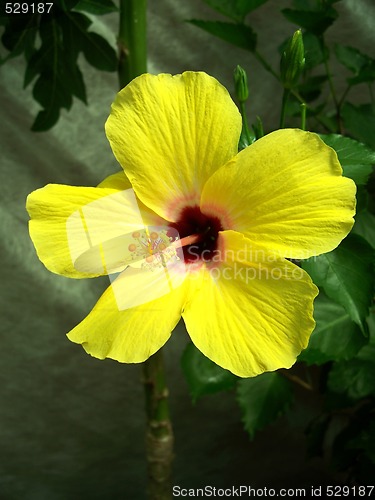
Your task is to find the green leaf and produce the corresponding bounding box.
[31,107,61,132]
[63,59,87,103]
[281,8,338,35]
[54,0,81,10]
[356,312,375,362]
[1,0,115,130]
[58,11,92,61]
[292,0,342,9]
[355,186,370,213]
[0,15,38,61]
[328,359,375,399]
[237,372,293,439]
[81,31,117,71]
[25,36,87,100]
[59,11,117,72]
[29,18,73,131]
[334,44,370,74]
[24,49,46,88]
[334,44,375,85]
[188,20,257,52]
[181,343,238,402]
[74,0,118,15]
[348,64,375,85]
[28,15,87,131]
[342,103,375,150]
[299,75,328,102]
[202,0,269,22]
[319,134,375,185]
[33,69,72,111]
[305,414,331,458]
[302,32,327,69]
[353,210,375,250]
[291,0,320,10]
[302,234,375,335]
[354,421,375,464]
[298,293,368,365]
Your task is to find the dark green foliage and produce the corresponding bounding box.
[237,372,294,438]
[342,104,375,150]
[298,75,327,102]
[190,0,375,139]
[188,20,257,52]
[303,317,375,482]
[328,358,375,400]
[320,134,375,185]
[74,0,118,15]
[298,293,368,365]
[181,342,238,403]
[1,0,117,130]
[302,32,327,69]
[353,210,375,250]
[335,44,375,85]
[281,7,338,35]
[202,0,270,23]
[302,235,375,335]
[55,0,82,9]
[184,0,375,485]
[2,0,375,484]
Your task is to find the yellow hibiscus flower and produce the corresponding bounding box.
[26,72,356,377]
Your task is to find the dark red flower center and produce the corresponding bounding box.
[169,206,224,263]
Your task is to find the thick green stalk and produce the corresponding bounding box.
[142,350,174,499]
[117,2,174,498]
[118,0,147,87]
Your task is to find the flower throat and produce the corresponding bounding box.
[169,206,223,263]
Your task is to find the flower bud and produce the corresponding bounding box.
[280,29,305,89]
[234,65,249,102]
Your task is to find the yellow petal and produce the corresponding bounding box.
[27,182,152,278]
[97,170,132,190]
[67,271,188,362]
[105,72,242,221]
[182,230,318,377]
[201,129,356,259]
[98,171,167,228]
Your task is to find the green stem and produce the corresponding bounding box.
[142,350,174,499]
[279,369,314,391]
[254,50,280,81]
[255,115,264,139]
[320,36,344,132]
[117,2,174,498]
[300,102,306,131]
[320,37,339,110]
[291,89,330,131]
[338,84,352,109]
[118,0,147,88]
[239,101,252,145]
[280,89,290,128]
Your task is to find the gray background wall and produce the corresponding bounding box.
[1,1,374,498]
